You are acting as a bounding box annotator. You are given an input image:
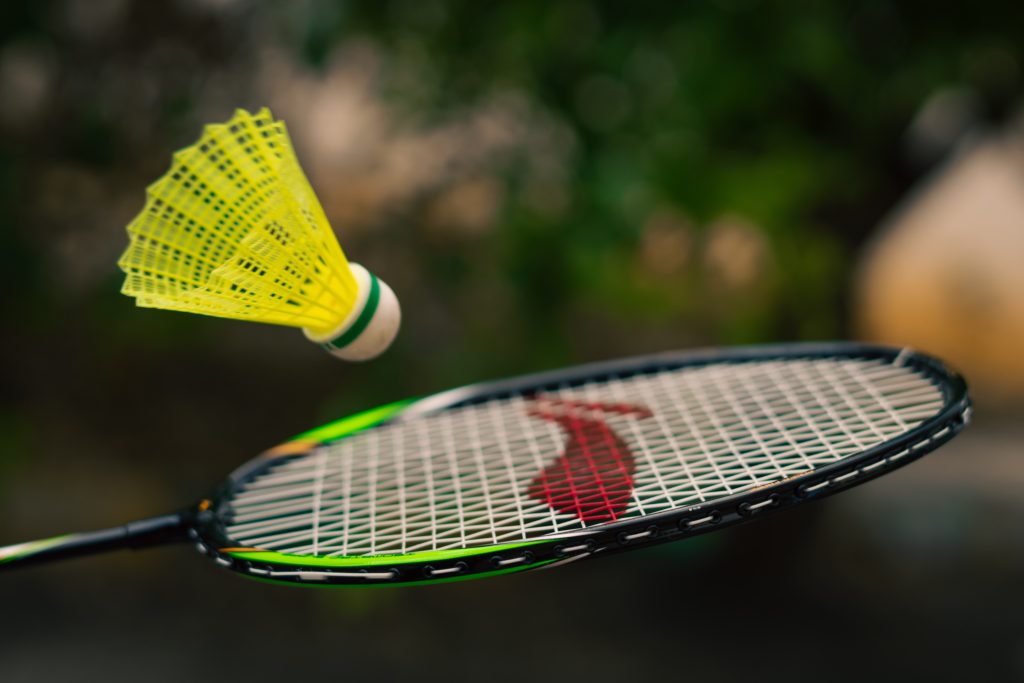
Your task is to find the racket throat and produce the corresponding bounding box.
[122,513,193,550]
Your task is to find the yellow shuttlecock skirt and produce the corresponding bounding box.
[118,108,358,337]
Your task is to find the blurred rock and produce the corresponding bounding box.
[703,213,770,291]
[639,209,694,277]
[0,40,57,130]
[425,176,504,237]
[904,86,980,167]
[259,43,575,239]
[855,113,1024,404]
[62,0,128,43]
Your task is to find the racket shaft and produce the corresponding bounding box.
[0,514,188,571]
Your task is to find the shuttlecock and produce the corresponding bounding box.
[118,108,400,361]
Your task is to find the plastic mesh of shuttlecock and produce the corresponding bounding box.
[118,108,358,335]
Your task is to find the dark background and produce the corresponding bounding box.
[2,1,1023,680]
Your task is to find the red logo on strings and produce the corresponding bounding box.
[526,398,653,523]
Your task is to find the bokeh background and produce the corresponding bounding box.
[2,1,1023,680]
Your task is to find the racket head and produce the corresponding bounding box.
[191,342,970,586]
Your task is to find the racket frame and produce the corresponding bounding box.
[193,342,970,586]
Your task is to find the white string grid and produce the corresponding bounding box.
[225,357,945,557]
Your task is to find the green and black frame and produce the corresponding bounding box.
[0,343,971,586]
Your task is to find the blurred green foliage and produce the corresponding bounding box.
[322,0,1022,348]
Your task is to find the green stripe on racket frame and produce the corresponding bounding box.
[0,343,971,586]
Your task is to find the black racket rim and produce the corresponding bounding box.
[193,342,970,586]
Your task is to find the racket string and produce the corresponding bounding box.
[224,357,945,556]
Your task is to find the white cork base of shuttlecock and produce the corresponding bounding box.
[302,263,401,361]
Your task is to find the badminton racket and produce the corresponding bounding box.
[0,342,970,586]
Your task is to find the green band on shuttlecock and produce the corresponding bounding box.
[322,272,381,352]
